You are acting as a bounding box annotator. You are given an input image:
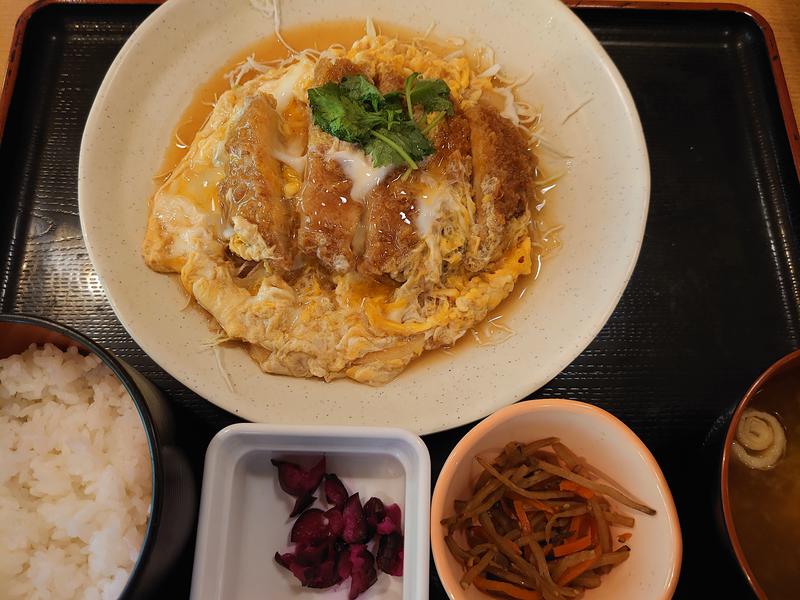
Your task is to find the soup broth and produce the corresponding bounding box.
[729,368,800,598]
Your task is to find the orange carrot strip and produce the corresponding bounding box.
[568,515,584,537]
[556,557,597,586]
[513,501,532,534]
[569,515,581,533]
[553,534,593,558]
[579,514,592,538]
[617,532,632,543]
[559,480,595,499]
[473,576,542,600]
[587,516,597,543]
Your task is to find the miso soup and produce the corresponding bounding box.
[728,368,800,599]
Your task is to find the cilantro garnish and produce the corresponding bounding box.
[307,72,453,170]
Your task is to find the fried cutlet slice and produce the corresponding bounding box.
[374,64,405,94]
[465,103,537,271]
[431,109,472,178]
[360,110,473,281]
[218,93,293,272]
[359,176,419,281]
[297,58,366,273]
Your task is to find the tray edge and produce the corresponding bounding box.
[566,0,800,180]
[0,0,163,145]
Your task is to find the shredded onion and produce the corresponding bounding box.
[249,0,297,55]
[365,16,377,38]
[477,64,502,79]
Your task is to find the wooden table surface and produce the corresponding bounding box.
[1,0,798,125]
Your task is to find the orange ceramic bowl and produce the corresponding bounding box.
[431,399,682,600]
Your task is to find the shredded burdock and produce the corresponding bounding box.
[442,439,655,599]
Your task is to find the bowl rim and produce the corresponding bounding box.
[0,312,163,598]
[430,398,682,600]
[719,348,800,600]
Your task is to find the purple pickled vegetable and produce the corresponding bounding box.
[304,558,341,588]
[343,545,378,599]
[362,497,401,535]
[337,547,353,580]
[275,550,341,588]
[271,456,326,498]
[290,493,316,518]
[294,541,335,566]
[275,551,294,570]
[342,493,369,544]
[377,503,402,535]
[363,496,385,536]
[290,508,344,545]
[376,519,396,535]
[324,474,349,510]
[377,532,404,576]
[324,507,344,538]
[273,463,403,594]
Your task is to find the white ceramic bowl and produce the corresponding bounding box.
[430,400,681,600]
[79,0,649,433]
[191,424,430,600]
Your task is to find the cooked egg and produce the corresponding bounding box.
[142,25,545,385]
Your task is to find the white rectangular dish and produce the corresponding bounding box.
[190,424,431,600]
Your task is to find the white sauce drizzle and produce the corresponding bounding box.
[271,148,306,175]
[416,190,445,239]
[414,176,455,239]
[329,149,392,202]
[258,59,312,113]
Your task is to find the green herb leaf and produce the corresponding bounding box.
[366,122,434,169]
[404,72,454,116]
[404,72,420,120]
[385,107,404,131]
[339,75,383,111]
[307,72,453,170]
[307,83,383,143]
[382,91,405,111]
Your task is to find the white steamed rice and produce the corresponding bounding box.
[0,343,152,600]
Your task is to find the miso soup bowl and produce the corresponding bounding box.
[0,313,197,599]
[720,348,800,599]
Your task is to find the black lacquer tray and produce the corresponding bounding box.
[2,2,798,597]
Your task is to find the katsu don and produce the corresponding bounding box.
[142,28,541,385]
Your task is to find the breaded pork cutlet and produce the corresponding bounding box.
[431,108,472,178]
[297,58,367,273]
[359,176,419,281]
[360,102,473,282]
[465,103,537,271]
[218,94,293,272]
